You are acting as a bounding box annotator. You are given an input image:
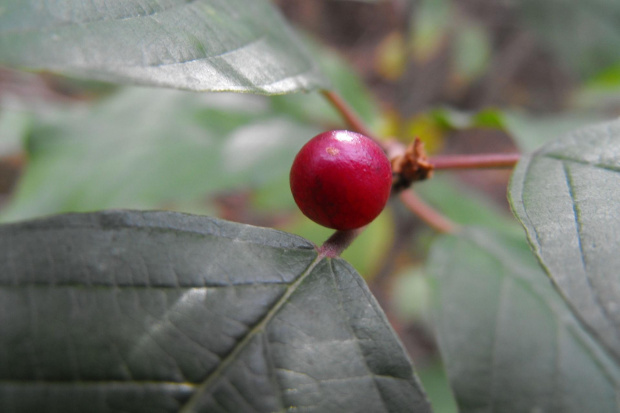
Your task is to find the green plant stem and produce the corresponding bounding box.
[399,190,459,233]
[321,89,376,139]
[430,153,520,170]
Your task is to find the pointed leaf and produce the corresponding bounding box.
[0,0,327,94]
[429,228,620,413]
[0,210,430,412]
[509,119,620,361]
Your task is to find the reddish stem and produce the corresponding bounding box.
[321,90,376,140]
[318,228,364,258]
[430,153,520,170]
[399,190,459,234]
[320,90,499,253]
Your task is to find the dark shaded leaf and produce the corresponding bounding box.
[0,210,430,412]
[429,228,620,413]
[509,119,620,361]
[0,0,327,94]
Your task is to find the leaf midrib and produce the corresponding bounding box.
[178,252,324,412]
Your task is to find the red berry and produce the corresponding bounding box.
[290,130,392,230]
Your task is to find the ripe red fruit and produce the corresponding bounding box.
[290,130,392,230]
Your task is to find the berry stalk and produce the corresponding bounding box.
[321,90,376,140]
[318,228,364,258]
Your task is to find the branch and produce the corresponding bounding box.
[399,190,459,234]
[321,90,376,139]
[430,153,520,170]
[318,92,511,254]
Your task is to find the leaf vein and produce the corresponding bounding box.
[178,252,322,412]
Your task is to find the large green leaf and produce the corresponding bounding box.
[0,0,327,94]
[0,210,430,412]
[429,228,620,413]
[509,119,620,361]
[0,87,320,222]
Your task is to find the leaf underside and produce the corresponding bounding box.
[0,0,328,94]
[0,88,320,223]
[429,228,620,413]
[0,210,430,413]
[509,119,620,362]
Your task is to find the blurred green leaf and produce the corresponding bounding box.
[0,0,327,94]
[430,106,609,154]
[502,110,608,153]
[1,87,321,222]
[516,0,620,79]
[391,267,433,324]
[430,107,504,131]
[0,210,431,412]
[0,110,30,157]
[587,63,620,88]
[472,109,505,129]
[452,21,491,84]
[429,228,620,413]
[574,65,620,110]
[270,41,381,131]
[416,359,458,413]
[509,119,620,362]
[414,175,520,235]
[410,0,452,62]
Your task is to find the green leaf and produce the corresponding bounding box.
[415,359,457,413]
[516,0,620,79]
[502,111,608,153]
[0,87,320,222]
[429,107,606,154]
[0,210,431,413]
[429,228,620,413]
[410,0,452,62]
[414,176,521,235]
[430,107,504,131]
[509,119,620,362]
[452,21,491,84]
[0,0,328,94]
[0,110,30,157]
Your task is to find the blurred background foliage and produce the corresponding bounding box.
[2,0,620,411]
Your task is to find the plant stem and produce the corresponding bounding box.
[430,153,520,170]
[318,228,364,258]
[399,190,459,234]
[321,90,376,139]
[320,90,507,254]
